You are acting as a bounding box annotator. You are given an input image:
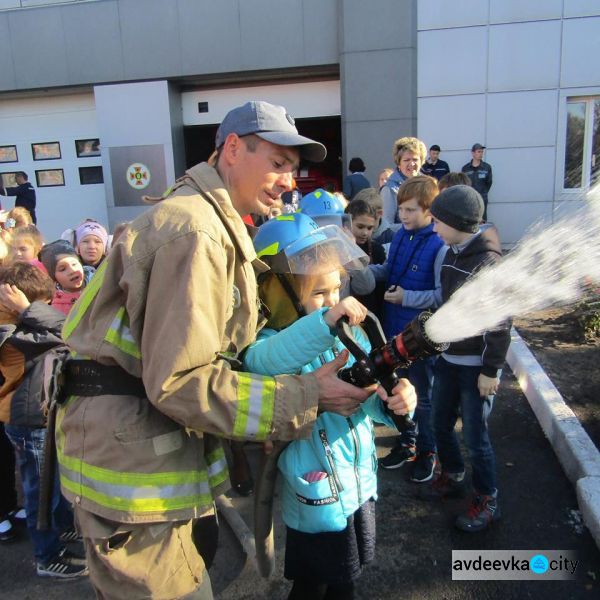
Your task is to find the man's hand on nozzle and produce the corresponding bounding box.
[377,378,417,416]
[313,350,372,416]
[478,373,499,397]
[324,297,368,328]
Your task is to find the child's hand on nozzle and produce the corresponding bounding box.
[377,377,416,416]
[324,297,368,328]
[384,285,404,305]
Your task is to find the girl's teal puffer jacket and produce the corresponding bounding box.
[243,308,397,533]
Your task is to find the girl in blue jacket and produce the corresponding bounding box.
[245,213,416,600]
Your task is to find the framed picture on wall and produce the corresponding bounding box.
[79,166,104,185]
[35,169,65,187]
[0,146,18,163]
[1,172,19,188]
[32,142,61,161]
[75,138,101,157]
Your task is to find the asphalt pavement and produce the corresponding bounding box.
[1,369,598,599]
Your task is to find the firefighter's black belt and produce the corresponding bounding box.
[63,360,147,398]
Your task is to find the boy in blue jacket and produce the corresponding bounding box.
[245,214,416,600]
[370,175,447,483]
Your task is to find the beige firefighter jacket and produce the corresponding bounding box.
[56,163,319,524]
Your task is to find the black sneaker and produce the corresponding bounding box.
[59,528,81,543]
[431,471,467,498]
[410,452,437,483]
[455,493,501,532]
[58,546,87,565]
[36,549,88,579]
[379,444,416,470]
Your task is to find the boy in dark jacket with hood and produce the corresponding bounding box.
[429,185,511,533]
[0,262,87,578]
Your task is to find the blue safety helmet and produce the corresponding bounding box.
[254,212,368,329]
[298,188,351,228]
[254,213,367,275]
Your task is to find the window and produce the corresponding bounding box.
[75,138,101,157]
[32,142,61,161]
[35,169,65,187]
[0,146,18,163]
[79,166,104,185]
[564,97,600,190]
[1,172,19,188]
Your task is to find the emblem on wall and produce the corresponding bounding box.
[127,163,151,189]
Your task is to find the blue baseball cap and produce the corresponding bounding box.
[215,101,327,163]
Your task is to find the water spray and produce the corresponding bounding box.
[425,188,600,344]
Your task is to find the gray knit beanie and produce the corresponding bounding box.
[430,185,484,233]
[40,239,80,280]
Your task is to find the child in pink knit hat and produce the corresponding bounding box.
[74,219,108,269]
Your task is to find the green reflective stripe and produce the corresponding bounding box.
[233,373,275,440]
[57,445,205,487]
[206,445,225,465]
[63,260,108,339]
[60,476,213,513]
[256,241,279,258]
[59,459,211,498]
[206,446,228,488]
[258,377,275,439]
[104,306,142,359]
[207,459,228,488]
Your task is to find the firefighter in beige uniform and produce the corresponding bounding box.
[55,102,383,599]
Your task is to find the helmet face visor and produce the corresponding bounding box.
[269,224,368,275]
[309,213,352,230]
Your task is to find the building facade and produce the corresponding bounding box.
[1,0,599,244]
[417,0,600,243]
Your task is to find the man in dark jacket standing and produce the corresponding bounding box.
[461,144,492,221]
[421,144,450,181]
[1,171,37,224]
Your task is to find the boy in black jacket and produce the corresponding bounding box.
[0,263,87,578]
[428,186,511,533]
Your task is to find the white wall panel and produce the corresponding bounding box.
[488,201,554,245]
[181,81,341,126]
[487,90,558,148]
[561,17,600,88]
[418,94,486,151]
[0,92,107,241]
[418,0,487,30]
[486,147,556,204]
[418,27,487,96]
[564,0,600,18]
[489,0,562,23]
[488,21,561,91]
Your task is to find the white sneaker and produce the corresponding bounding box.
[10,508,26,520]
[0,518,15,542]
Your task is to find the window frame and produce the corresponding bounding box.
[562,95,599,192]
[31,141,62,161]
[35,168,65,187]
